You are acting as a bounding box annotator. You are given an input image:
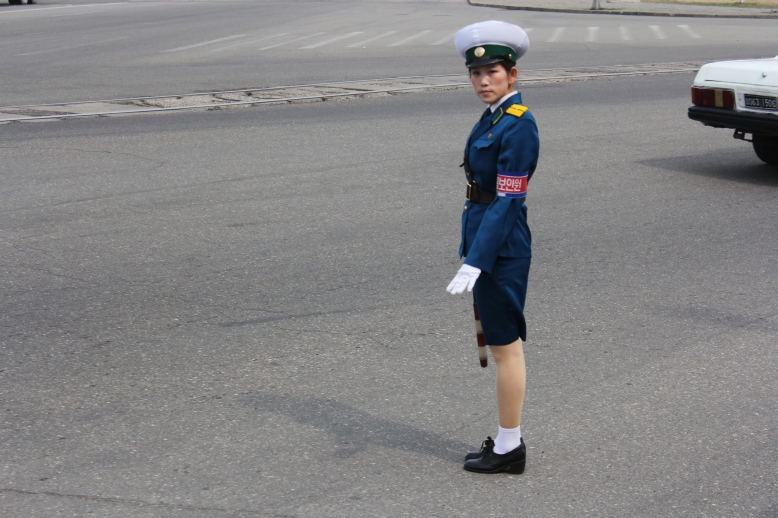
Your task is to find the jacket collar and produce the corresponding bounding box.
[489,92,522,125]
[489,91,520,113]
[467,91,524,151]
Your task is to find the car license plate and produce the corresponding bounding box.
[744,94,778,111]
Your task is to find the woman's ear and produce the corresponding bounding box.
[509,66,518,86]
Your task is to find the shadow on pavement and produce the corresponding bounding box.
[639,152,778,187]
[668,304,777,334]
[247,394,471,463]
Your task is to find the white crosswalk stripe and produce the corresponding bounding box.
[211,33,287,52]
[348,31,397,47]
[162,34,246,53]
[389,30,432,47]
[167,23,704,57]
[548,27,565,43]
[677,24,702,39]
[429,32,456,46]
[649,25,667,40]
[260,33,325,50]
[301,32,362,49]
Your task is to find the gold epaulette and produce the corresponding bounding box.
[505,104,529,118]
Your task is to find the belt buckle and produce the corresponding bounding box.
[466,183,472,201]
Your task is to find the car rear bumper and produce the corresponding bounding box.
[688,106,778,137]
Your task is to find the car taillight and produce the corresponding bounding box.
[691,86,735,109]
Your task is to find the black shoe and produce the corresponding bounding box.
[464,436,495,461]
[463,438,526,474]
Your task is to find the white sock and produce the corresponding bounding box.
[493,425,522,455]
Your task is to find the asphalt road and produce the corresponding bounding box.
[2,0,778,517]
[2,70,778,516]
[1,0,778,105]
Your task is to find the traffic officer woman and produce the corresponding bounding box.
[446,21,539,475]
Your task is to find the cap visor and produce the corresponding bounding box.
[466,57,509,69]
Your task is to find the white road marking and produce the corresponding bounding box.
[51,11,104,17]
[524,28,533,33]
[0,3,122,16]
[618,26,633,41]
[547,27,565,43]
[301,32,363,49]
[348,31,397,47]
[211,33,287,52]
[162,34,247,53]
[429,32,456,46]
[18,36,129,56]
[389,30,432,47]
[649,25,667,40]
[0,4,73,14]
[260,33,325,50]
[677,24,702,39]
[587,27,599,42]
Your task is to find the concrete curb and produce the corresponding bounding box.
[468,0,778,18]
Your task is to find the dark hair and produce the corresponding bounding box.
[469,59,517,75]
[497,59,517,74]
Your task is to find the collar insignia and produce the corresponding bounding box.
[491,108,504,125]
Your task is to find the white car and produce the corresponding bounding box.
[688,56,778,166]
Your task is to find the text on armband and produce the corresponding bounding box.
[496,171,528,198]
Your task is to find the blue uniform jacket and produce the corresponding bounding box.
[460,92,539,273]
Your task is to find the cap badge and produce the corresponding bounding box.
[474,47,485,58]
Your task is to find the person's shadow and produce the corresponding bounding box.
[245,393,472,462]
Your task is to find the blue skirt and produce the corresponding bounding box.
[473,256,531,346]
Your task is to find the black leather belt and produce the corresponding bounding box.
[466,182,496,204]
[462,155,497,205]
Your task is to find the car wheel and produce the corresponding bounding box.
[753,135,778,166]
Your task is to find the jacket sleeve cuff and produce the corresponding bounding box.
[464,255,494,274]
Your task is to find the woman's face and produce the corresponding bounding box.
[469,64,518,105]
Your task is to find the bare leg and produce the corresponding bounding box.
[489,338,526,428]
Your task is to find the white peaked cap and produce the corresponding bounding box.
[454,20,530,62]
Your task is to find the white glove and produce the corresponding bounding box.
[446,264,481,295]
